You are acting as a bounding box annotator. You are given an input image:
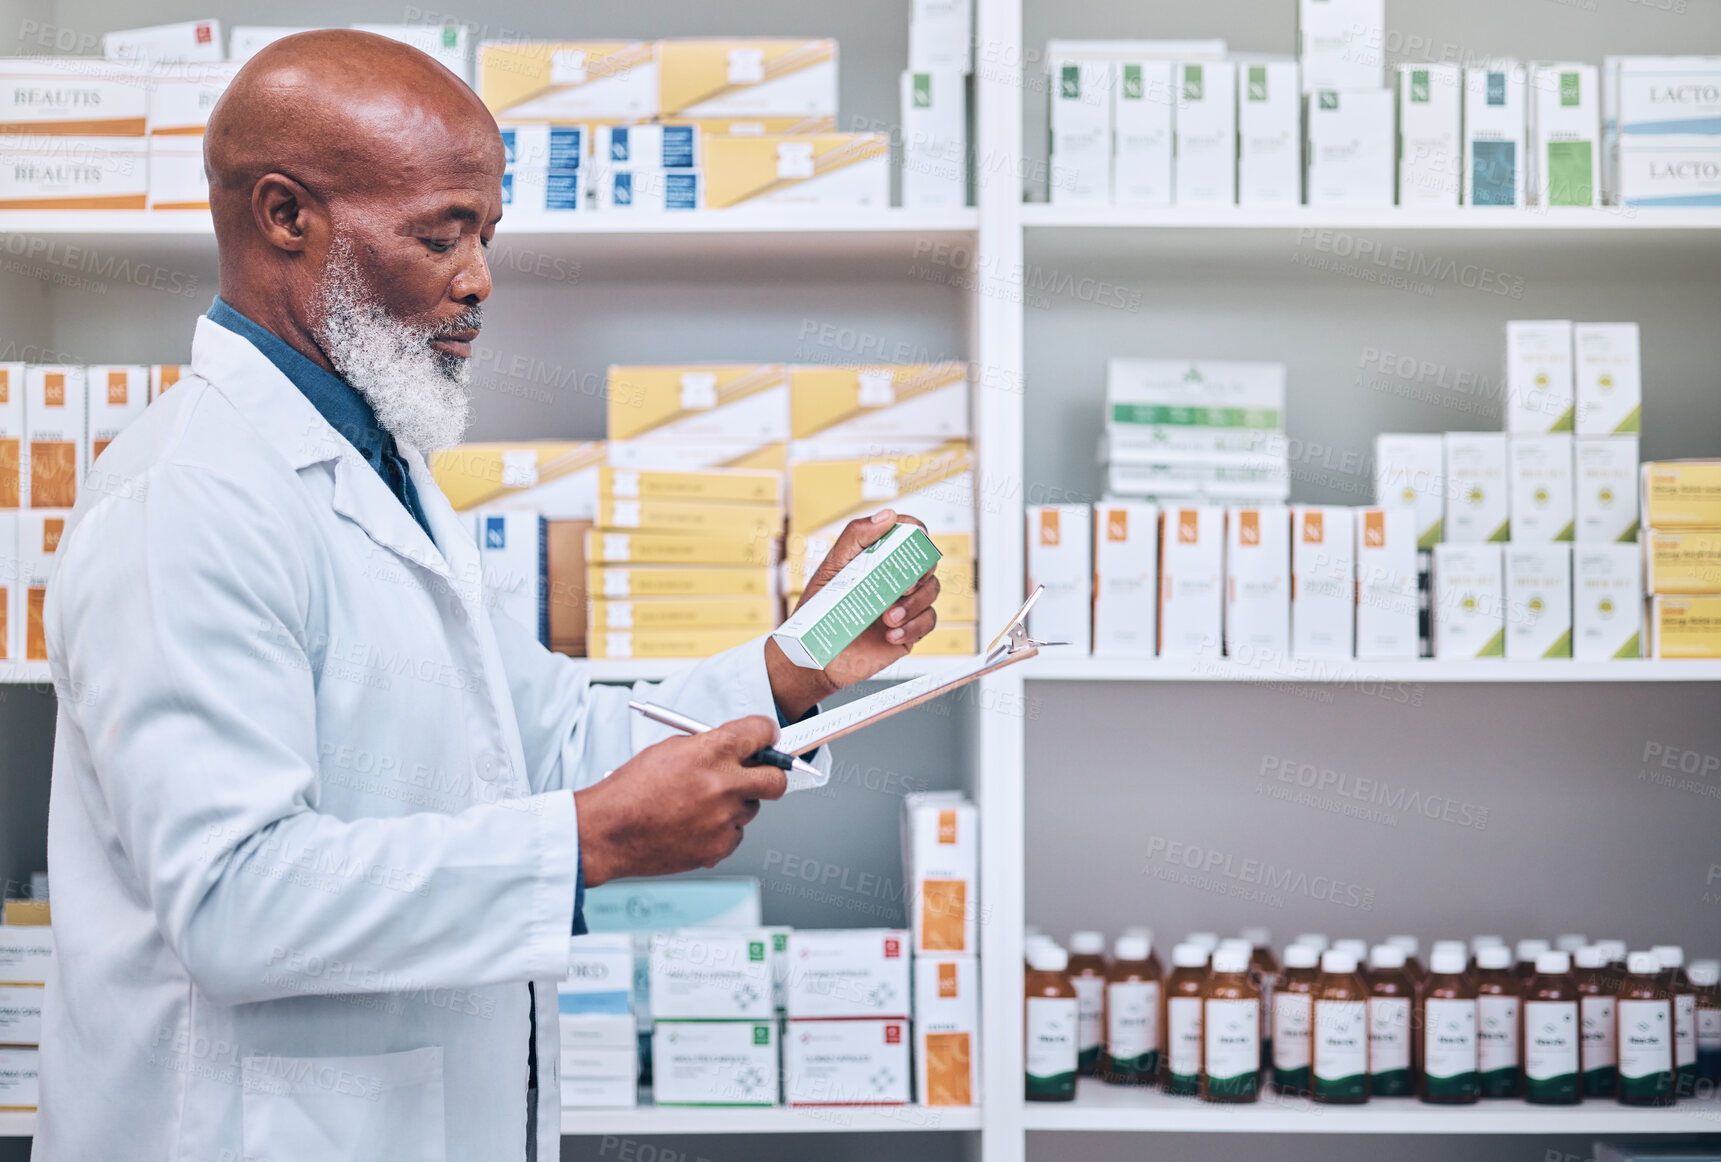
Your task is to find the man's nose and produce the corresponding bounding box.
[451,238,491,304]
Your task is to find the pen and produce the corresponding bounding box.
[628,700,822,781]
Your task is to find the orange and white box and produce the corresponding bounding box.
[149,364,191,400]
[901,793,977,956]
[1291,505,1355,660]
[1093,501,1158,657]
[1225,505,1289,658]
[0,59,149,134]
[1158,504,1224,659]
[20,509,68,662]
[479,41,658,120]
[789,363,969,442]
[24,367,85,509]
[1025,505,1091,652]
[607,364,788,444]
[657,39,837,119]
[913,956,980,1106]
[703,133,887,209]
[146,60,240,134]
[0,134,147,210]
[1354,507,1419,660]
[0,364,22,509]
[147,137,208,209]
[784,1018,910,1106]
[0,511,18,662]
[86,365,148,471]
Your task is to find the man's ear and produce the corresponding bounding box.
[251,172,322,253]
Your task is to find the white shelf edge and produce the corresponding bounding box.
[1020,204,1721,231]
[0,1111,33,1138]
[1025,656,1721,683]
[561,1103,980,1135]
[0,662,52,685]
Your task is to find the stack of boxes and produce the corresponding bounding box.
[558,934,640,1108]
[145,60,239,209]
[1642,462,1721,658]
[783,930,912,1106]
[0,907,51,1114]
[1529,62,1601,207]
[0,58,149,210]
[1102,359,1288,505]
[1299,0,1392,207]
[648,929,779,1107]
[902,792,981,1107]
[902,0,971,208]
[1610,56,1721,209]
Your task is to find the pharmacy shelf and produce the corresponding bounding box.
[1023,656,1721,683]
[1020,204,1721,231]
[561,1100,981,1136]
[0,662,52,685]
[0,1112,32,1137]
[1022,1080,1721,1134]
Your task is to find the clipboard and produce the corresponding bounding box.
[778,586,1060,789]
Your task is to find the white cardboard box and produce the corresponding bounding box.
[557,1012,637,1053]
[1574,435,1641,543]
[559,1074,637,1109]
[1354,507,1419,660]
[1464,62,1528,206]
[1159,504,1224,658]
[1573,322,1642,436]
[147,138,209,210]
[914,956,980,1106]
[0,926,53,986]
[229,26,309,62]
[1374,433,1446,549]
[1508,434,1575,543]
[910,0,973,73]
[145,60,239,134]
[1224,505,1290,659]
[1174,60,1238,206]
[0,60,149,135]
[0,984,41,1046]
[1092,501,1159,656]
[475,511,547,644]
[1048,50,1112,206]
[1026,505,1092,652]
[1432,543,1505,659]
[1306,87,1395,206]
[85,365,149,473]
[0,1047,37,1110]
[1506,319,1576,435]
[1444,432,1510,544]
[1237,60,1301,207]
[785,1018,911,1106]
[902,793,977,955]
[1616,56,1721,208]
[783,929,910,1019]
[1291,505,1356,660]
[24,367,86,510]
[104,19,222,63]
[558,933,635,1016]
[648,930,775,1020]
[1397,62,1461,206]
[1297,0,1385,92]
[1572,543,1642,659]
[1504,544,1573,659]
[352,23,472,86]
[902,70,967,209]
[651,1020,778,1106]
[0,135,147,211]
[1530,62,1600,207]
[1113,59,1175,207]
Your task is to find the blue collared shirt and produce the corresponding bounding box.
[206,296,435,544]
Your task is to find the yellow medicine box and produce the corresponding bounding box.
[430,441,606,517]
[589,565,774,600]
[607,365,788,443]
[598,465,780,505]
[1647,595,1721,659]
[479,41,658,121]
[703,133,889,209]
[586,528,776,567]
[1645,529,1721,595]
[656,39,837,119]
[587,625,760,659]
[597,496,782,542]
[589,595,776,632]
[789,363,970,442]
[1641,460,1721,530]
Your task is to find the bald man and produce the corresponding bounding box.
[35,31,939,1162]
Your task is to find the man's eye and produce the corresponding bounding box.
[425,238,458,253]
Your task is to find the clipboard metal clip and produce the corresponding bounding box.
[984,585,1064,663]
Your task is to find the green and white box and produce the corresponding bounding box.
[1505,544,1573,659]
[1238,60,1302,207]
[1433,543,1505,659]
[1106,359,1286,453]
[1048,48,1112,206]
[1174,60,1238,206]
[1572,544,1642,659]
[1374,433,1446,548]
[1224,506,1290,658]
[1397,63,1461,206]
[1509,435,1575,543]
[784,929,910,1019]
[1291,505,1356,660]
[1530,63,1599,207]
[649,930,776,1020]
[1573,323,1642,436]
[1575,435,1640,543]
[772,522,941,668]
[1464,62,1528,207]
[1113,59,1175,207]
[902,70,967,209]
[1297,0,1385,92]
[1307,87,1396,206]
[1506,320,1576,435]
[1444,433,1510,543]
[652,1020,779,1106]
[1355,508,1420,660]
[785,1017,911,1105]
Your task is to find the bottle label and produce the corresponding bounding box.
[1422,997,1479,1099]
[1477,994,1521,1096]
[1674,994,1697,1068]
[1312,999,1368,1099]
[1073,974,1106,1070]
[1166,995,1203,1094]
[1616,998,1674,1099]
[1368,996,1412,1096]
[1523,1000,1580,1102]
[1105,980,1160,1077]
[1026,996,1079,1099]
[1698,1006,1721,1050]
[1580,994,1617,1096]
[1272,991,1311,1090]
[1203,997,1260,1097]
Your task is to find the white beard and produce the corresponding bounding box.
[313,240,477,454]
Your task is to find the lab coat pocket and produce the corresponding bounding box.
[242,1045,446,1162]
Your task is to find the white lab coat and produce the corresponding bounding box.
[33,316,817,1162]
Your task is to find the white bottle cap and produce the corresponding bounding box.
[1217,938,1252,955]
[1320,949,1358,975]
[1333,938,1369,960]
[1070,930,1106,956]
[1574,947,1608,970]
[1555,934,1588,954]
[1294,933,1330,951]
[1597,940,1628,962]
[1688,961,1720,987]
[1471,935,1505,953]
[1535,950,1571,975]
[1628,951,1660,976]
[1431,947,1467,975]
[1213,947,1251,974]
[1386,935,1420,955]
[1516,938,1550,963]
[1431,939,1467,957]
[1172,943,1210,969]
[1240,927,1272,948]
[1115,934,1152,962]
[1186,931,1220,950]
[1369,945,1406,971]
[1651,944,1684,969]
[1029,944,1070,973]
[1477,945,1513,971]
[1120,925,1152,943]
[1284,944,1320,970]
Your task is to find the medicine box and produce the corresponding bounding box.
[587,529,776,568]
[1530,63,1600,207]
[1504,544,1573,659]
[431,441,605,519]
[24,367,86,510]
[104,20,223,64]
[902,70,967,209]
[600,466,779,506]
[1616,56,1721,207]
[479,41,659,121]
[0,1047,37,1111]
[352,24,472,86]
[902,793,977,955]
[85,365,148,472]
[703,134,888,209]
[1048,48,1112,206]
[1026,506,1092,652]
[475,512,547,644]
[910,0,973,73]
[1444,432,1510,543]
[149,365,189,400]
[1354,507,1420,660]
[1398,63,1461,206]
[656,39,838,119]
[1113,59,1175,207]
[1573,323,1642,436]
[558,1074,637,1109]
[1572,544,1642,659]
[648,930,774,1020]
[592,168,700,212]
[559,934,635,1016]
[590,595,774,633]
[1432,542,1506,659]
[229,27,310,62]
[1647,595,1721,659]
[1158,505,1224,658]
[772,522,940,669]
[0,926,53,986]
[1645,529,1721,595]
[588,566,773,601]
[148,138,209,210]
[1374,433,1445,548]
[19,511,66,662]
[1174,60,1238,206]
[583,878,761,932]
[0,135,147,212]
[587,625,758,659]
[145,60,240,134]
[0,364,21,510]
[608,364,788,444]
[1092,501,1159,656]
[1106,360,1286,453]
[784,929,910,1019]
[1237,60,1301,207]
[1291,506,1355,660]
[1641,459,1721,530]
[0,512,17,663]
[789,363,969,442]
[1297,0,1385,92]
[1465,62,1528,206]
[1224,506,1290,659]
[1508,435,1575,543]
[0,985,42,1046]
[652,1020,779,1106]
[0,59,149,134]
[596,496,780,542]
[784,1018,911,1106]
[595,123,696,169]
[1306,87,1395,207]
[914,956,981,1106]
[1576,436,1640,542]
[558,1012,637,1053]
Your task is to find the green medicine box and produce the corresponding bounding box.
[772,523,942,669]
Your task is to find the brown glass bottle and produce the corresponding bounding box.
[1515,939,1551,991]
[1067,931,1109,1077]
[1025,944,1079,1102]
[1161,943,1209,1096]
[1651,945,1698,1098]
[1474,945,1522,1098]
[1522,950,1581,1105]
[1419,945,1479,1104]
[1388,936,1426,988]
[1200,946,1260,1103]
[1272,943,1320,1096]
[1616,951,1675,1106]
[1366,945,1415,1097]
[1574,946,1619,1098]
[1101,933,1161,1086]
[1310,949,1369,1104]
[1242,928,1280,1074]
